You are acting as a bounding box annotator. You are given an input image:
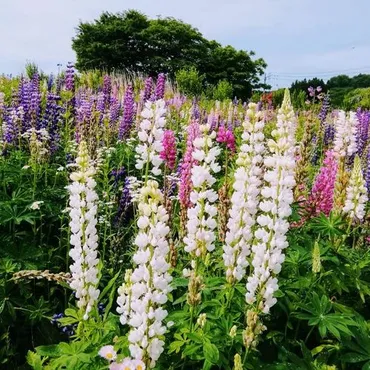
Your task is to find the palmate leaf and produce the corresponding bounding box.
[295,292,357,339]
[309,212,346,238]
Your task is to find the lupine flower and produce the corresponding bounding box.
[216,125,236,152]
[160,130,176,170]
[109,96,121,126]
[142,77,153,102]
[343,155,368,221]
[119,84,135,139]
[356,108,370,157]
[154,73,166,100]
[308,150,338,216]
[50,313,76,337]
[318,93,330,128]
[179,122,200,209]
[67,140,100,320]
[110,166,126,187]
[246,89,296,314]
[183,124,221,259]
[333,110,357,158]
[65,62,75,92]
[117,180,172,368]
[223,103,265,284]
[103,75,112,107]
[135,99,166,176]
[114,177,132,226]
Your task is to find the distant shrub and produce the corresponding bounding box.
[212,80,233,101]
[175,67,204,97]
[343,88,370,110]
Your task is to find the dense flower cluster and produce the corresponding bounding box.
[333,110,357,158]
[223,103,265,283]
[183,124,221,258]
[309,150,338,216]
[160,129,176,170]
[135,100,166,176]
[179,121,200,209]
[246,90,296,313]
[343,155,368,221]
[117,180,172,368]
[67,140,100,320]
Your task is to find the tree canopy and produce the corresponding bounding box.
[72,10,267,99]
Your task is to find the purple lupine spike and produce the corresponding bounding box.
[318,93,330,129]
[42,93,63,152]
[19,78,33,131]
[154,73,166,100]
[356,108,370,157]
[110,166,126,188]
[324,122,335,146]
[95,91,105,124]
[192,100,200,120]
[77,93,93,123]
[109,96,120,126]
[103,75,112,107]
[118,84,135,139]
[3,108,19,144]
[114,177,132,226]
[65,62,75,92]
[142,77,153,102]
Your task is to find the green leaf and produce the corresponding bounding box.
[203,340,219,364]
[100,271,120,301]
[35,345,60,357]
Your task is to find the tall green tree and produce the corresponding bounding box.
[72,10,267,99]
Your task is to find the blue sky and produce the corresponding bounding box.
[1,0,370,87]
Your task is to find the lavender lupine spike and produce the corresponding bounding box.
[65,62,75,92]
[3,108,19,144]
[119,84,135,139]
[109,96,120,127]
[191,99,200,120]
[114,177,132,226]
[96,92,105,124]
[43,93,63,152]
[155,73,166,100]
[318,93,330,128]
[103,75,112,108]
[19,78,32,131]
[142,77,153,102]
[356,108,370,157]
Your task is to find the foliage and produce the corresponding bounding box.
[72,9,267,100]
[0,67,369,370]
[175,67,204,97]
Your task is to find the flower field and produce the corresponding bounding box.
[1,66,370,370]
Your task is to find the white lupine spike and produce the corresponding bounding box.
[135,99,166,176]
[117,180,172,368]
[67,140,100,320]
[333,110,358,158]
[183,124,221,259]
[246,89,296,314]
[343,155,368,220]
[223,102,265,284]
